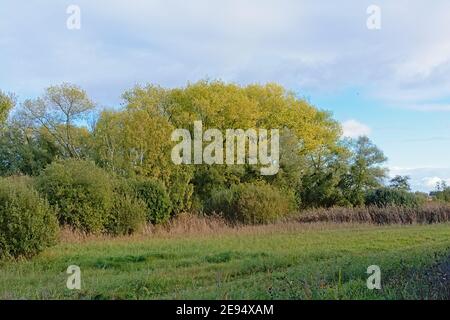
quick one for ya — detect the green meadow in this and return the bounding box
[1,223,449,300]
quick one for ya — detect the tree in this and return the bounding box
[341,136,388,206]
[0,90,15,126]
[93,107,194,213]
[436,181,448,192]
[389,175,411,191]
[431,181,450,202]
[299,142,351,208]
[0,90,58,176]
[117,81,343,209]
[365,187,420,207]
[0,123,58,176]
[18,83,95,158]
[93,108,175,179]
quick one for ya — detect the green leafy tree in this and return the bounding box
[18,83,95,158]
[365,187,420,207]
[389,175,411,191]
[341,136,388,206]
[299,143,351,208]
[93,104,194,213]
[0,123,58,176]
[0,176,58,259]
[431,181,450,202]
[133,179,172,224]
[37,159,114,233]
[119,81,342,208]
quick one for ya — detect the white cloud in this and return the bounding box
[388,167,450,192]
[2,0,450,190]
[2,0,450,107]
[342,120,371,138]
[422,177,450,189]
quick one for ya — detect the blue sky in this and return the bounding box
[1,0,450,191]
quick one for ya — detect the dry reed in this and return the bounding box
[59,203,450,243]
[292,202,450,225]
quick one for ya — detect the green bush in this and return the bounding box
[365,187,421,208]
[106,194,147,235]
[207,182,294,224]
[133,179,172,224]
[234,183,295,224]
[431,188,450,202]
[166,167,194,214]
[37,159,114,233]
[205,187,236,217]
[0,177,58,259]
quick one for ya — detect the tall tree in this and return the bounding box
[389,175,411,191]
[18,83,95,158]
[341,136,388,206]
[299,143,351,208]
[0,123,58,176]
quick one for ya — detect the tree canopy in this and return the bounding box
[1,80,392,209]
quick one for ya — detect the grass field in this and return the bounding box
[1,223,449,300]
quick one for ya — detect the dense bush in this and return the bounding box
[106,194,147,235]
[3,82,394,220]
[166,168,194,214]
[207,183,294,224]
[0,177,58,259]
[133,179,172,224]
[234,183,295,224]
[431,187,450,202]
[37,159,114,233]
[365,187,421,208]
[205,187,236,217]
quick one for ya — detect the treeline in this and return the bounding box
[0,81,438,258]
[430,181,450,202]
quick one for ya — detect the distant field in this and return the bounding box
[1,223,449,299]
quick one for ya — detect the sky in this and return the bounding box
[1,0,450,192]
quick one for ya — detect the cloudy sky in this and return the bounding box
[1,0,450,191]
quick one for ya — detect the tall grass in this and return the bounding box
[4,223,450,299]
[292,203,450,225]
[58,203,450,243]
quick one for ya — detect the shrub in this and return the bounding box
[205,187,236,217]
[133,179,172,224]
[37,159,114,233]
[206,182,294,224]
[365,187,421,208]
[234,183,295,224]
[106,194,147,235]
[166,167,194,214]
[431,188,450,202]
[0,177,58,259]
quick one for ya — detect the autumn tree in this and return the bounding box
[112,81,344,209]
[0,90,15,126]
[93,107,194,213]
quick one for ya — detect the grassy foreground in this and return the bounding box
[1,223,449,300]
